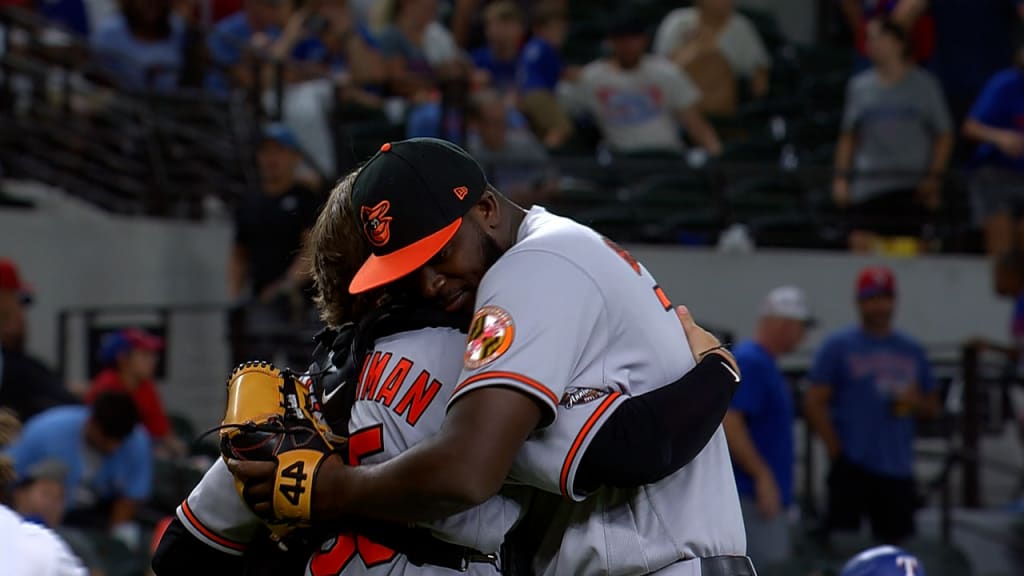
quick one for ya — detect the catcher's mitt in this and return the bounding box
[217,361,341,531]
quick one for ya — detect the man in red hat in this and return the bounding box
[87,329,186,458]
[0,259,77,422]
[804,265,940,545]
[0,258,33,350]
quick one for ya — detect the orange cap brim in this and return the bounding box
[348,218,463,294]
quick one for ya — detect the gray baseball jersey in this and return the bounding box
[177,320,632,574]
[177,328,525,576]
[453,206,746,575]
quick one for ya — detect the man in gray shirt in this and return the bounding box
[833,16,953,252]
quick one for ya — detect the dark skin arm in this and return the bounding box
[227,307,736,522]
[229,386,543,523]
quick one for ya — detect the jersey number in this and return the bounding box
[603,237,673,311]
[278,461,307,506]
[309,425,396,575]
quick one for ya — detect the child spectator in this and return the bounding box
[87,328,186,458]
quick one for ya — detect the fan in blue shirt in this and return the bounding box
[517,4,566,93]
[805,266,938,543]
[5,393,152,528]
[726,286,814,567]
[470,0,526,94]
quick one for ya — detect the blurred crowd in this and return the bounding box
[0,257,203,576]
[0,0,1023,256]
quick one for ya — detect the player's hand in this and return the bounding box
[226,458,278,518]
[754,471,782,518]
[675,305,739,377]
[227,454,346,522]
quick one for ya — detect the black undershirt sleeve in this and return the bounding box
[575,354,740,493]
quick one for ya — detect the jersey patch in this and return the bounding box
[559,387,604,409]
[465,305,515,370]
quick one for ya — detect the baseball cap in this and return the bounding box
[99,328,164,365]
[348,138,488,294]
[840,545,926,576]
[0,258,33,305]
[856,265,897,299]
[759,285,815,326]
[262,122,302,153]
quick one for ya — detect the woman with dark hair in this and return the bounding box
[90,0,188,91]
[832,16,953,253]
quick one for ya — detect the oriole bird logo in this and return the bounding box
[362,201,393,247]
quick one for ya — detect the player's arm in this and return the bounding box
[152,517,245,576]
[324,387,543,521]
[228,371,545,524]
[575,306,740,491]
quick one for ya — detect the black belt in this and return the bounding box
[699,555,757,576]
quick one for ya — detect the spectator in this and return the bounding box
[86,329,186,458]
[725,286,813,568]
[804,266,939,544]
[12,460,68,529]
[839,0,935,66]
[0,456,88,576]
[89,0,187,91]
[963,36,1024,256]
[565,12,722,157]
[516,2,573,148]
[0,259,78,422]
[287,0,385,89]
[653,0,772,116]
[470,0,525,94]
[832,17,953,253]
[5,392,152,551]
[205,0,293,92]
[373,0,468,140]
[229,124,319,363]
[466,89,551,205]
[270,0,385,87]
[374,0,464,95]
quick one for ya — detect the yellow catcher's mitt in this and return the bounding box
[219,361,339,530]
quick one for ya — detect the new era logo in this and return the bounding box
[453,186,469,200]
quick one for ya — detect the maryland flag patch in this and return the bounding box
[464,305,515,370]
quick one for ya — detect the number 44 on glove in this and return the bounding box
[216,361,342,525]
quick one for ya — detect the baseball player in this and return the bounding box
[230,138,751,575]
[156,167,741,575]
[839,546,926,576]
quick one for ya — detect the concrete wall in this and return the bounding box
[629,246,1006,367]
[1,181,233,428]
